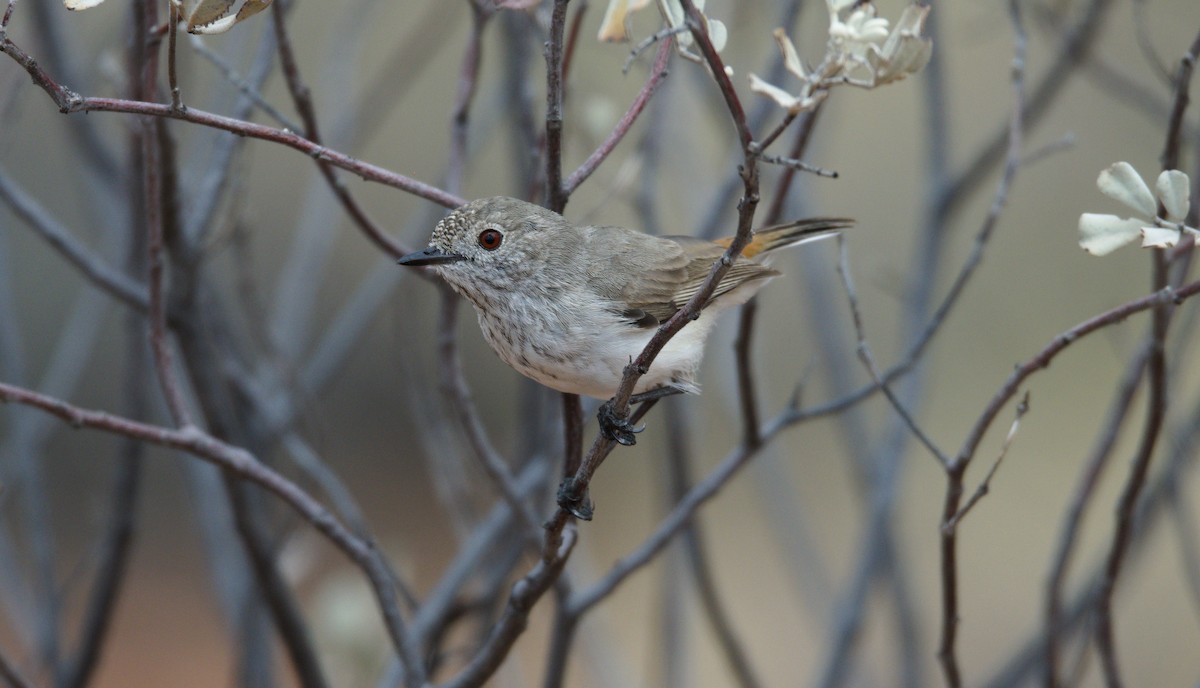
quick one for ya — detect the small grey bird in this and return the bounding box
[398,196,851,444]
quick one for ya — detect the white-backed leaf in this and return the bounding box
[1156,169,1190,221]
[233,0,271,23]
[187,0,235,31]
[1097,162,1155,217]
[1078,213,1142,256]
[1140,226,1179,249]
[64,0,107,9]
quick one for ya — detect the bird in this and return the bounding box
[398,196,851,445]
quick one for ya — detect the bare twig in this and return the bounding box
[938,6,1028,682]
[1043,346,1149,686]
[544,0,570,212]
[188,34,297,129]
[62,310,146,688]
[557,0,761,518]
[622,25,690,74]
[836,236,951,469]
[753,152,838,178]
[167,1,182,111]
[437,530,576,688]
[665,402,763,688]
[270,2,421,258]
[0,32,464,211]
[563,37,670,195]
[0,168,148,312]
[733,299,761,449]
[1093,28,1200,688]
[0,382,426,685]
[436,287,542,537]
[943,392,1030,530]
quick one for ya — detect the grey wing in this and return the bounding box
[585,227,775,328]
[664,235,779,307]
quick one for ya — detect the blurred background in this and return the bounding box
[1,0,1199,686]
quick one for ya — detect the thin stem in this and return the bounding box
[1043,347,1149,687]
[563,37,671,194]
[665,402,762,688]
[544,0,569,212]
[557,0,760,517]
[733,300,761,449]
[0,32,464,211]
[436,287,542,537]
[0,382,426,685]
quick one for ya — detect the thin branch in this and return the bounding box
[665,402,763,688]
[0,382,426,685]
[437,530,576,688]
[733,299,761,449]
[943,391,1029,530]
[753,152,837,178]
[142,119,193,427]
[836,236,951,468]
[436,286,542,537]
[270,2,421,258]
[544,0,570,211]
[939,7,1028,680]
[935,0,1114,223]
[1093,28,1200,687]
[570,406,792,615]
[167,1,182,111]
[225,477,330,688]
[557,0,760,518]
[1043,346,1149,686]
[0,33,464,212]
[563,37,671,194]
[0,168,148,312]
[188,33,297,129]
[62,313,145,688]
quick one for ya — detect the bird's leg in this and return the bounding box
[560,388,684,520]
[597,386,683,446]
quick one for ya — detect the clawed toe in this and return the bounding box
[556,478,594,521]
[598,402,644,446]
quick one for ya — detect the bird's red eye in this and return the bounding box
[478,228,503,251]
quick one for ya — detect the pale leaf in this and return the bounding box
[1140,226,1179,249]
[187,0,235,30]
[1155,169,1190,221]
[233,0,272,23]
[772,28,806,80]
[748,74,800,111]
[1078,213,1142,256]
[190,14,238,34]
[64,0,107,9]
[1097,162,1156,217]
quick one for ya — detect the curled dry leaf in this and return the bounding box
[64,0,108,10]
[187,0,273,34]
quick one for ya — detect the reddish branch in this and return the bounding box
[562,38,671,194]
[0,32,465,212]
[557,0,761,515]
[0,381,426,683]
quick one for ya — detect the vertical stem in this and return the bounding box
[544,0,569,212]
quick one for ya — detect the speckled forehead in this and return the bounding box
[430,206,481,246]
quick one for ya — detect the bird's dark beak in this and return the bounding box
[396,247,465,267]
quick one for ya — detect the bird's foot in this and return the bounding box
[556,477,594,521]
[598,399,645,446]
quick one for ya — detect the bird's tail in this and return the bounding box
[718,217,854,259]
